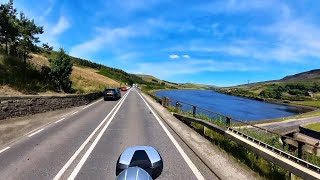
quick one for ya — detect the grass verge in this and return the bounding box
[304,122,320,132]
[290,101,320,108]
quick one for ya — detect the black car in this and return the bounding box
[103,88,121,100]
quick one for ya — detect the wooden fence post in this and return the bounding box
[298,141,305,160]
[175,101,180,113]
[226,117,231,127]
[192,106,197,117]
[162,97,166,107]
[166,97,170,107]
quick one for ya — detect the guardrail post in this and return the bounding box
[166,97,170,107]
[298,141,305,159]
[175,101,180,113]
[226,117,231,127]
[161,97,166,107]
[192,106,197,117]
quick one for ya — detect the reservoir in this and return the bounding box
[154,90,309,121]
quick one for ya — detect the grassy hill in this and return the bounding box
[218,69,320,107]
[0,50,167,95]
[136,74,218,90]
[0,53,122,95]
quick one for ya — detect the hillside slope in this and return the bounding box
[219,69,320,103]
[30,54,121,93]
[281,69,320,82]
[0,53,121,95]
[136,74,218,90]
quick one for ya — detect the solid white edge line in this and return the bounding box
[55,118,66,124]
[53,89,131,180]
[0,147,10,154]
[82,99,103,110]
[136,89,205,180]
[67,89,130,180]
[28,128,44,137]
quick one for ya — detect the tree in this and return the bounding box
[16,12,43,62]
[0,0,18,54]
[49,48,73,92]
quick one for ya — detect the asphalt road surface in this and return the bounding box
[0,88,217,180]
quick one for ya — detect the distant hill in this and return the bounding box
[136,74,218,90]
[220,69,320,101]
[280,69,320,82]
[232,69,320,89]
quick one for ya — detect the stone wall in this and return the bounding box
[0,92,102,120]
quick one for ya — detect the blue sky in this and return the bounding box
[5,0,320,86]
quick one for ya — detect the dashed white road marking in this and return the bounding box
[60,110,77,118]
[28,128,44,137]
[55,118,66,124]
[71,111,78,115]
[0,147,10,154]
[82,99,102,110]
[136,89,205,180]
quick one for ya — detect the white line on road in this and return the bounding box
[53,89,131,180]
[71,111,78,115]
[82,99,103,110]
[28,128,44,137]
[60,110,77,118]
[136,89,205,180]
[67,89,130,180]
[55,118,66,124]
[0,147,10,154]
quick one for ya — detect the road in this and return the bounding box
[0,88,217,180]
[258,116,320,133]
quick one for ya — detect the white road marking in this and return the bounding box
[71,111,78,115]
[82,99,103,110]
[60,110,77,118]
[55,118,65,124]
[0,147,10,154]
[136,89,205,180]
[53,89,131,180]
[28,128,44,137]
[67,89,130,180]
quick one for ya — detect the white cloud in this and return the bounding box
[196,0,287,15]
[39,15,71,49]
[69,26,140,59]
[43,0,56,16]
[169,54,180,59]
[182,55,190,59]
[51,16,70,35]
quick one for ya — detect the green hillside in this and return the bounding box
[136,74,218,90]
[218,69,320,107]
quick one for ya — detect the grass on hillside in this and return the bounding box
[0,53,122,95]
[71,66,120,94]
[304,122,320,132]
[0,55,55,94]
[290,101,320,108]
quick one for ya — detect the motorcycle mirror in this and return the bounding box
[116,146,163,179]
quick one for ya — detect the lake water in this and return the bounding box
[154,90,309,121]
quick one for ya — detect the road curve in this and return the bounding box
[0,88,218,180]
